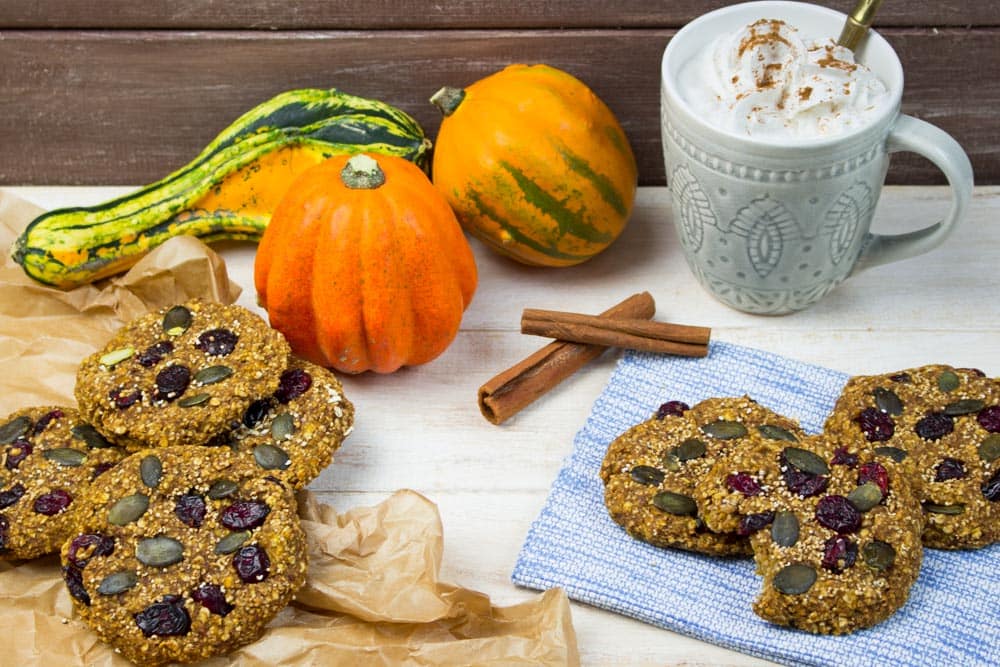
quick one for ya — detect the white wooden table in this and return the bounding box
[7,184,999,666]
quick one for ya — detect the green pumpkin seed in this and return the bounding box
[108,494,149,525]
[97,570,138,596]
[99,347,134,368]
[771,511,799,547]
[214,531,250,555]
[651,491,697,516]
[630,465,665,486]
[757,424,798,442]
[873,446,908,462]
[873,387,903,416]
[194,365,233,385]
[979,434,1000,463]
[847,482,883,512]
[270,413,296,441]
[862,540,896,571]
[783,447,830,475]
[139,455,162,488]
[937,370,960,392]
[71,423,114,448]
[253,444,290,471]
[0,416,31,444]
[923,501,965,515]
[136,536,184,567]
[944,398,985,416]
[700,420,748,440]
[42,448,86,467]
[660,451,681,472]
[675,438,707,461]
[177,392,210,408]
[162,305,193,336]
[207,478,239,500]
[773,564,816,595]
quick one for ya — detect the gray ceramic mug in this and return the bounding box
[660,1,973,315]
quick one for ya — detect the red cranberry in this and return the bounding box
[219,500,270,530]
[33,489,72,515]
[66,533,116,568]
[275,368,313,403]
[92,462,117,479]
[781,466,829,498]
[134,596,190,637]
[154,364,191,401]
[0,516,8,552]
[737,511,775,536]
[191,583,233,616]
[32,409,64,434]
[855,407,894,442]
[915,412,954,440]
[983,469,1000,501]
[109,386,142,409]
[655,401,690,419]
[0,483,26,509]
[136,341,174,367]
[4,439,32,470]
[858,461,890,496]
[821,535,858,574]
[978,406,1000,433]
[934,458,967,482]
[815,495,862,534]
[195,328,239,356]
[61,565,91,606]
[233,544,270,583]
[174,493,207,528]
[888,372,912,383]
[725,472,763,496]
[831,447,859,468]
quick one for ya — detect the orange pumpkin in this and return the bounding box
[254,153,477,374]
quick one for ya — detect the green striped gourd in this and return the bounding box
[12,88,431,288]
[430,64,637,266]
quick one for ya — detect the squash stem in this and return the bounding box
[341,154,386,189]
[430,87,466,117]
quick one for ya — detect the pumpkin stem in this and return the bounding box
[430,87,466,117]
[341,154,386,189]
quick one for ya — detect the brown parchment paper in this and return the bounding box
[0,189,579,666]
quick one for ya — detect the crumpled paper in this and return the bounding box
[0,188,579,666]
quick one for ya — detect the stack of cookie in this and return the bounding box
[601,365,999,635]
[0,298,354,665]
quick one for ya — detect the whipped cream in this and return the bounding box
[678,18,890,139]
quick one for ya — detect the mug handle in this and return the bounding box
[854,114,974,272]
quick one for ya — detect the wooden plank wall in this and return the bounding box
[1,1,997,186]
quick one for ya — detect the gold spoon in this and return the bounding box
[837,0,885,50]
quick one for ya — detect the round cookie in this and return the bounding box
[76,299,291,450]
[0,406,126,560]
[600,396,805,556]
[824,364,1000,549]
[695,432,924,634]
[209,357,355,489]
[61,446,307,667]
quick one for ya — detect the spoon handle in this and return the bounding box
[837,0,885,50]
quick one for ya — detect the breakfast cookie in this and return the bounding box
[824,364,1000,549]
[0,406,126,560]
[209,357,355,489]
[76,299,291,450]
[61,446,307,667]
[600,396,805,556]
[695,432,924,634]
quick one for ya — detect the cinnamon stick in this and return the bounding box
[477,292,656,425]
[521,308,710,357]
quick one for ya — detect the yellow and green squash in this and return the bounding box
[12,88,431,288]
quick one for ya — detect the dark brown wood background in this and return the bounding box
[1,1,997,186]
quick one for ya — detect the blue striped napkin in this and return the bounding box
[512,341,999,666]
